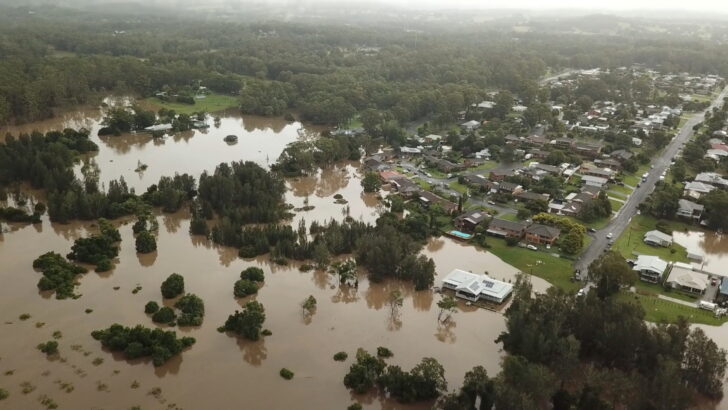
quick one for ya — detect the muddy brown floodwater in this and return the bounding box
[0,101,666,410]
[672,229,728,275]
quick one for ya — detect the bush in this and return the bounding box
[334,352,349,361]
[280,368,294,380]
[505,236,520,247]
[161,273,184,298]
[220,301,266,340]
[240,267,265,282]
[175,294,205,326]
[32,252,88,299]
[37,340,59,355]
[91,324,195,366]
[261,329,272,336]
[135,231,157,253]
[234,279,259,298]
[144,301,160,314]
[347,404,362,410]
[377,347,393,358]
[152,307,176,324]
[0,388,8,400]
[95,258,113,273]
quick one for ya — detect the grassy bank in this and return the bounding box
[143,93,239,114]
[485,238,579,291]
[612,215,689,262]
[618,292,727,326]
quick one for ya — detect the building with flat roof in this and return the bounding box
[441,269,514,304]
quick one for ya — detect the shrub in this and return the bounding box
[377,347,393,358]
[334,352,348,361]
[161,273,184,298]
[0,388,7,400]
[240,267,265,282]
[220,301,266,340]
[95,258,113,272]
[135,231,157,254]
[175,294,205,326]
[91,324,195,366]
[37,340,59,355]
[152,307,176,324]
[144,301,160,314]
[347,404,362,410]
[280,368,294,380]
[261,329,272,336]
[234,279,259,298]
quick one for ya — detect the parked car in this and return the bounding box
[587,227,597,233]
[526,244,538,251]
[487,201,496,205]
[606,232,613,239]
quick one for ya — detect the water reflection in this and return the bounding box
[673,230,728,274]
[237,338,268,367]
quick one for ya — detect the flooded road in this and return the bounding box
[0,102,557,409]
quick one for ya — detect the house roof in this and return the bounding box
[684,181,716,193]
[442,269,513,301]
[633,255,668,275]
[488,218,527,232]
[581,175,609,186]
[678,199,704,213]
[516,191,549,202]
[498,181,521,192]
[526,223,561,238]
[695,172,728,187]
[456,210,489,225]
[610,149,634,161]
[644,230,673,244]
[720,278,728,296]
[666,266,709,291]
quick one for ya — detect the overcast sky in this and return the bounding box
[381,0,728,13]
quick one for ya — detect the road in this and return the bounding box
[574,86,728,277]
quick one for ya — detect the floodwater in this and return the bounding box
[0,102,320,193]
[0,104,553,409]
[672,230,728,275]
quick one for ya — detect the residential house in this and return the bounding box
[526,135,550,146]
[441,269,514,304]
[548,199,582,217]
[418,191,458,214]
[580,175,609,188]
[454,210,490,232]
[515,191,550,203]
[424,134,443,143]
[426,157,463,173]
[389,177,421,197]
[399,146,422,155]
[580,164,615,180]
[489,170,515,182]
[574,142,603,158]
[716,278,728,304]
[666,265,709,295]
[677,199,704,220]
[610,149,634,162]
[505,135,523,145]
[525,224,561,245]
[695,172,728,189]
[461,174,496,192]
[643,230,673,247]
[486,219,527,239]
[683,181,716,200]
[580,184,602,198]
[704,149,728,161]
[461,120,481,131]
[553,138,574,149]
[594,158,622,171]
[632,255,668,283]
[532,163,563,176]
[496,182,524,196]
[363,157,388,172]
[379,170,404,182]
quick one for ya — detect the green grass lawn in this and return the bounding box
[499,213,520,222]
[580,216,611,230]
[622,164,650,187]
[345,116,363,130]
[612,215,689,262]
[485,239,579,291]
[608,198,624,212]
[448,181,469,194]
[413,178,432,191]
[424,168,448,178]
[469,161,498,171]
[143,93,239,114]
[633,281,699,303]
[618,292,727,326]
[608,184,633,196]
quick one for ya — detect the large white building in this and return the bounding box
[441,269,514,304]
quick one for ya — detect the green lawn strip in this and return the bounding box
[469,161,498,171]
[612,215,689,262]
[448,181,469,194]
[608,184,633,196]
[143,93,239,114]
[633,280,700,303]
[424,168,448,178]
[346,116,363,130]
[412,178,432,191]
[499,213,520,222]
[617,292,727,326]
[484,239,579,291]
[608,198,624,212]
[622,164,651,187]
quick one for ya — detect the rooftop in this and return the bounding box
[442,269,513,301]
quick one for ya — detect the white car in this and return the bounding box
[526,244,538,251]
[606,232,613,239]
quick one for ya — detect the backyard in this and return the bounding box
[618,292,728,326]
[612,215,689,262]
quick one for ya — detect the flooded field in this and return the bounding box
[673,230,728,275]
[0,103,554,409]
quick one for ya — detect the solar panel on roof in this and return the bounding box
[484,281,494,288]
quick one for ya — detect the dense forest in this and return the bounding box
[3,6,728,126]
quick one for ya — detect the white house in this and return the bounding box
[643,230,673,247]
[683,181,716,200]
[460,120,481,131]
[666,265,709,294]
[441,269,514,304]
[633,255,668,283]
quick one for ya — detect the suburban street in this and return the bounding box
[574,86,728,277]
